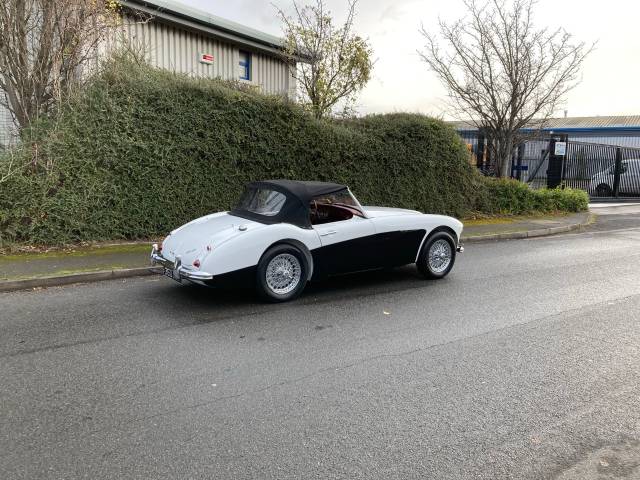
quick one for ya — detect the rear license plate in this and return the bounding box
[163,267,181,283]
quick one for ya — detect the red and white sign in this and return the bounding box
[199,53,214,65]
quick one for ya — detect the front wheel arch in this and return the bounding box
[429,226,458,244]
[415,226,459,263]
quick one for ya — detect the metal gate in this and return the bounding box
[519,138,640,199]
[457,130,640,198]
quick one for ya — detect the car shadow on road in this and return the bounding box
[150,264,432,315]
[303,265,429,301]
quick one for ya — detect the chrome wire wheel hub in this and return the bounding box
[265,253,302,295]
[428,239,452,273]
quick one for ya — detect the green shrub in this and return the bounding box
[476,178,589,215]
[0,58,480,246]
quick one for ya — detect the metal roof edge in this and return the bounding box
[452,116,640,134]
[539,126,640,134]
[456,126,640,134]
[121,0,303,59]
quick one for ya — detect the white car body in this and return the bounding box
[589,158,640,196]
[151,180,463,299]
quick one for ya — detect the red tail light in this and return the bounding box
[193,259,201,268]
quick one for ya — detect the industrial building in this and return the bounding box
[455,115,640,152]
[530,116,640,148]
[0,0,299,146]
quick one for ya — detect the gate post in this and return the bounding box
[515,143,525,181]
[559,134,569,188]
[547,138,562,188]
[612,147,622,197]
[547,134,568,189]
[476,132,485,170]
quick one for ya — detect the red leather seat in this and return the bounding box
[310,203,354,225]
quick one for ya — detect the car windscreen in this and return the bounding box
[310,189,365,216]
[234,187,287,217]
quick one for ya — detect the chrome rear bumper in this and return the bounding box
[150,244,214,281]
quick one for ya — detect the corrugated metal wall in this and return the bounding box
[121,15,294,97]
[0,100,16,148]
[0,13,295,147]
[457,130,640,157]
[561,133,640,149]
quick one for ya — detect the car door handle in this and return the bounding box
[320,230,337,237]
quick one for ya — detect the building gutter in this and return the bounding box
[457,126,640,135]
[121,0,312,62]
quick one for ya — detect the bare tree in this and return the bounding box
[419,0,593,177]
[0,0,121,133]
[276,0,373,119]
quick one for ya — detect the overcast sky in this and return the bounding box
[179,0,640,119]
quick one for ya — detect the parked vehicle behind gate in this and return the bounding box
[151,180,464,302]
[589,159,640,197]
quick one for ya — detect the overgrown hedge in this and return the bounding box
[475,178,589,215]
[0,58,587,246]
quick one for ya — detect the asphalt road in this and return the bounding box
[1,206,640,479]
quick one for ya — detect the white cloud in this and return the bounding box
[180,0,640,118]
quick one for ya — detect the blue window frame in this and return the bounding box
[239,51,252,81]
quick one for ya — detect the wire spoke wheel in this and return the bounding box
[265,253,302,295]
[428,239,452,274]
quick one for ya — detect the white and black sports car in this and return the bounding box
[151,180,463,302]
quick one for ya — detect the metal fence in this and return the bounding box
[521,140,640,198]
[457,130,640,198]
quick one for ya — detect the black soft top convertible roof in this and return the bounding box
[253,179,346,204]
[230,179,348,228]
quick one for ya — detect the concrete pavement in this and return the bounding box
[1,209,640,479]
[0,243,151,282]
[588,202,640,231]
[461,210,592,240]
